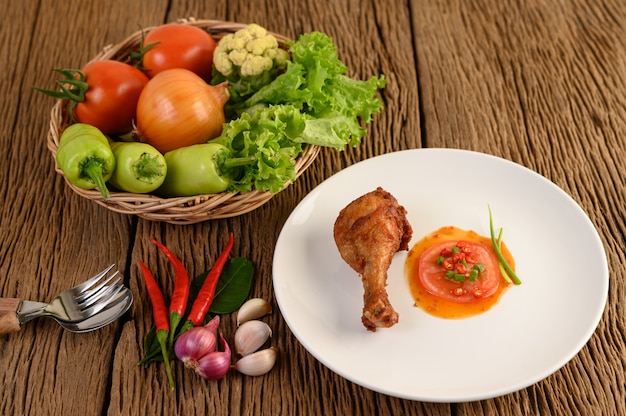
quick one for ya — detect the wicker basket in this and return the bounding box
[46,19,320,225]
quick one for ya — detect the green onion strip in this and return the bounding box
[488,206,522,285]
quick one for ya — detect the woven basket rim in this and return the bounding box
[47,19,320,225]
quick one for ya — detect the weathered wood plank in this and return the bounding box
[2,0,625,415]
[411,1,626,415]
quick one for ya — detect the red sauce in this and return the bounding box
[405,226,515,319]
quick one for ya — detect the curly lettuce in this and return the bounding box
[213,30,386,193]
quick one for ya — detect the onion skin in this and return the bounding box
[136,68,230,153]
[195,332,232,380]
[174,326,217,364]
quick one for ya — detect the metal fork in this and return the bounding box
[0,264,133,334]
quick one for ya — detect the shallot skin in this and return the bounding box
[195,333,232,380]
[174,326,217,364]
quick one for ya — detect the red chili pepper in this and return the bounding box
[139,260,175,390]
[151,239,190,348]
[151,239,190,316]
[455,263,467,274]
[139,260,169,332]
[187,232,234,326]
[452,251,465,263]
[453,287,466,297]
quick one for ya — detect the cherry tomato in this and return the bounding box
[74,60,149,135]
[417,240,500,303]
[142,23,217,81]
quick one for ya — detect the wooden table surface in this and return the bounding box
[2,0,625,414]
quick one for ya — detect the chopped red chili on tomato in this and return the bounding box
[436,243,485,284]
[418,240,500,303]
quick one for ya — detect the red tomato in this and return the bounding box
[73,60,149,135]
[142,23,217,81]
[418,240,500,303]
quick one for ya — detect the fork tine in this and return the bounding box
[79,276,122,310]
[81,285,127,317]
[75,270,121,304]
[72,264,116,294]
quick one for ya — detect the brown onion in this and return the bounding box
[136,68,229,154]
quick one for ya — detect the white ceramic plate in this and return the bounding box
[272,149,608,402]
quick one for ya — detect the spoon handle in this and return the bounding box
[0,298,21,334]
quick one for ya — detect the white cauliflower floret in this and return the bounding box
[212,23,290,101]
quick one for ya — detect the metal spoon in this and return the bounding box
[0,265,133,334]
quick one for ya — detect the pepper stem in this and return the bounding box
[221,155,257,169]
[168,312,183,351]
[136,153,166,182]
[157,330,175,390]
[82,158,110,198]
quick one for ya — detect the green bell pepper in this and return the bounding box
[157,143,234,197]
[108,142,167,194]
[55,123,115,198]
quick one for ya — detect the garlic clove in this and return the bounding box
[234,320,272,356]
[235,347,277,376]
[236,298,272,326]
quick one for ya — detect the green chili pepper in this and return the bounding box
[157,143,253,197]
[488,206,522,285]
[55,123,115,198]
[108,142,167,194]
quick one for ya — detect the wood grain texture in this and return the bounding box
[1,0,624,415]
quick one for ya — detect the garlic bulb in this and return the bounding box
[234,320,272,356]
[236,298,272,326]
[234,347,277,376]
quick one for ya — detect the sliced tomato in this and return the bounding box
[418,240,500,303]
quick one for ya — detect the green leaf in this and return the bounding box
[187,257,254,318]
[138,325,163,366]
[209,257,254,314]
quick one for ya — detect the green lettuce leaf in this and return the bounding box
[214,31,386,193]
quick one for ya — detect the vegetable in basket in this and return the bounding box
[55,123,115,199]
[108,142,167,194]
[208,26,386,194]
[138,23,217,82]
[231,30,387,140]
[211,23,290,103]
[36,60,149,135]
[136,68,230,154]
[156,143,253,197]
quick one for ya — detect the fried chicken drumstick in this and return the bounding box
[333,187,413,331]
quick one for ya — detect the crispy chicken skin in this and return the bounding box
[333,187,413,331]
